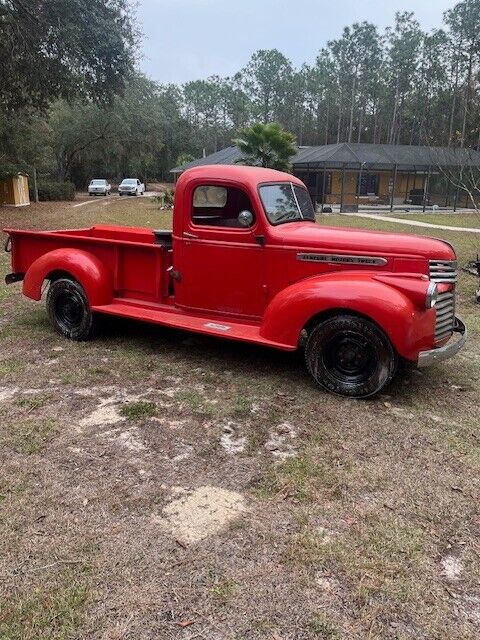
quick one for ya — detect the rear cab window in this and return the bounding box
[191,185,255,228]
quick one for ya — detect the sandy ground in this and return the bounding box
[0,198,479,640]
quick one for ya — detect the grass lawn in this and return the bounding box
[0,198,479,639]
[390,212,480,229]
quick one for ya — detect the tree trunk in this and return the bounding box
[373,103,379,143]
[357,98,365,143]
[336,89,343,143]
[324,100,330,145]
[389,79,400,144]
[448,55,459,147]
[347,72,357,143]
[460,45,474,148]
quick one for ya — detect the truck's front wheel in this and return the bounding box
[305,314,396,398]
[47,278,94,341]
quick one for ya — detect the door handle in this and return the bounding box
[183,231,198,239]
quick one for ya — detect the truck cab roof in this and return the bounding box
[176,164,304,190]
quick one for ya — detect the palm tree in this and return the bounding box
[233,122,296,172]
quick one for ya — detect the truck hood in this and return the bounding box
[275,222,455,261]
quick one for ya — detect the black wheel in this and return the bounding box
[46,278,94,341]
[305,314,397,398]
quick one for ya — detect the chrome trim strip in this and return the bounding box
[418,317,467,367]
[297,253,387,266]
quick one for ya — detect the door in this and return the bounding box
[178,183,266,318]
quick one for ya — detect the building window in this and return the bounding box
[358,173,379,196]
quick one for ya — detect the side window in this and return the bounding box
[358,173,379,196]
[192,185,255,228]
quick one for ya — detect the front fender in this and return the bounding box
[23,248,113,306]
[260,272,435,361]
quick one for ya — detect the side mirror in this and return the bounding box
[238,210,254,228]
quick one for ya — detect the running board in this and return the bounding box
[91,301,295,351]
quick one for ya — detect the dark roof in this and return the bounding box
[171,147,243,172]
[171,142,480,173]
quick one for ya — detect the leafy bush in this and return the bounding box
[163,188,174,207]
[151,188,174,209]
[31,181,76,201]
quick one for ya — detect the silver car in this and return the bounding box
[118,178,145,196]
[88,179,111,196]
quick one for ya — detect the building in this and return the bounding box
[0,173,30,207]
[171,143,480,212]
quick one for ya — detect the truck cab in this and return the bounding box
[4,165,467,398]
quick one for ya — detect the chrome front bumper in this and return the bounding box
[417,317,467,367]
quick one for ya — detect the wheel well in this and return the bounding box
[46,270,78,284]
[301,307,397,355]
[42,270,79,296]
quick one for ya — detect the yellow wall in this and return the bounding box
[323,170,425,205]
[0,175,30,206]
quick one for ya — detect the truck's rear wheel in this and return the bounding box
[305,314,396,398]
[47,278,94,341]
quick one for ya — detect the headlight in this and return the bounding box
[426,282,438,308]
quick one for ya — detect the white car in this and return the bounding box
[88,179,111,196]
[118,178,145,196]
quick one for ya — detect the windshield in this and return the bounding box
[122,179,136,185]
[259,183,315,225]
[91,179,106,185]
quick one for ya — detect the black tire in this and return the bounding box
[305,314,397,398]
[46,278,94,341]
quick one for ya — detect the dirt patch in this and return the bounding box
[117,428,147,452]
[0,386,19,401]
[441,554,463,581]
[159,485,247,544]
[78,396,125,430]
[265,421,297,459]
[220,421,247,454]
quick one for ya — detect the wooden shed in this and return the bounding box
[0,173,30,206]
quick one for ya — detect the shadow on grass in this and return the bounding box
[95,313,306,380]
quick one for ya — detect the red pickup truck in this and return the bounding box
[4,165,466,398]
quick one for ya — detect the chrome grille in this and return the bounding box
[434,291,455,341]
[429,259,457,283]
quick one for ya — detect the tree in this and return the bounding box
[176,153,195,168]
[33,76,192,186]
[303,51,337,145]
[444,0,480,148]
[0,0,137,114]
[242,50,293,124]
[233,122,296,172]
[385,12,423,144]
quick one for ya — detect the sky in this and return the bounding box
[137,0,456,85]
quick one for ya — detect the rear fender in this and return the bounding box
[23,248,113,306]
[260,273,435,361]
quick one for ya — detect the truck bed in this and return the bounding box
[5,225,173,302]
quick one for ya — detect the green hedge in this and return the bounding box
[31,181,76,201]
